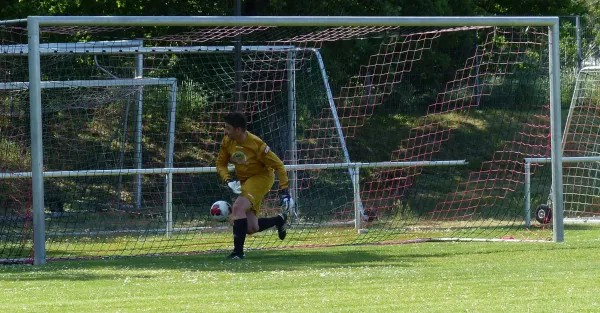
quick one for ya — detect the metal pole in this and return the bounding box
[523,156,600,165]
[0,18,28,25]
[576,16,582,72]
[0,159,469,179]
[287,50,298,208]
[563,69,583,147]
[549,21,564,242]
[313,49,363,212]
[27,17,46,265]
[524,161,531,228]
[165,81,177,237]
[0,78,175,89]
[233,0,243,111]
[31,16,560,27]
[353,166,361,231]
[134,40,144,210]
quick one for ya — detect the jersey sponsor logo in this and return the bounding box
[264,145,270,154]
[235,146,244,149]
[230,151,248,165]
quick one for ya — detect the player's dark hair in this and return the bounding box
[224,112,247,131]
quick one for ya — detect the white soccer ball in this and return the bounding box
[210,200,231,222]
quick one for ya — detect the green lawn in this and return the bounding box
[1,224,599,313]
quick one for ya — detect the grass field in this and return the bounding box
[1,221,555,260]
[1,224,599,313]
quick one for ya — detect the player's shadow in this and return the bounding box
[0,244,453,281]
[3,222,592,281]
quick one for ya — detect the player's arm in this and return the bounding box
[216,140,231,182]
[216,139,242,194]
[258,143,295,211]
[259,143,289,190]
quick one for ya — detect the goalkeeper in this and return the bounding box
[216,112,296,260]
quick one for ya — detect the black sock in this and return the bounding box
[258,215,284,232]
[233,218,247,254]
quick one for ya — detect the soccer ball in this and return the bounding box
[210,200,231,222]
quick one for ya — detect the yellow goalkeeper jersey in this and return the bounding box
[216,131,289,190]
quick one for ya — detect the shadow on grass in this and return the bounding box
[0,242,453,281]
[1,223,598,281]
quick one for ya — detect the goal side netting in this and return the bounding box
[560,67,600,222]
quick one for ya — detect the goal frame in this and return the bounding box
[23,16,563,265]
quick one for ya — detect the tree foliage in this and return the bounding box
[0,0,592,19]
[1,0,594,106]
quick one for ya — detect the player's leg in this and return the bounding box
[242,172,287,239]
[227,195,253,260]
[258,212,286,233]
[244,204,283,235]
[246,210,259,234]
[248,195,286,238]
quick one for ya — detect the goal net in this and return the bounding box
[0,18,558,263]
[560,66,600,222]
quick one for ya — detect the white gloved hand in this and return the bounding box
[279,188,297,218]
[226,180,242,195]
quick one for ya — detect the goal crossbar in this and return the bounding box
[27,16,559,27]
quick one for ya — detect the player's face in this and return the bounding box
[224,123,240,140]
[224,123,234,139]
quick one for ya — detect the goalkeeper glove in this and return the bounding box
[225,179,242,195]
[279,188,296,216]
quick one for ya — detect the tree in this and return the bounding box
[477,0,587,15]
[0,0,591,20]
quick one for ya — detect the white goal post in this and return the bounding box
[21,16,563,265]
